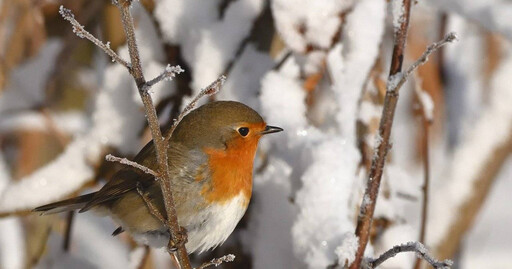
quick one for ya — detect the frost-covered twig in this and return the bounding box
[61,1,193,267]
[349,0,412,267]
[196,254,236,269]
[366,242,452,269]
[387,32,458,93]
[58,6,131,70]
[105,154,158,177]
[165,75,226,141]
[145,65,185,88]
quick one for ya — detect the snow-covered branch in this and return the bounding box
[366,242,452,269]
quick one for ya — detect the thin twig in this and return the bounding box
[105,154,159,177]
[413,75,432,269]
[366,242,452,269]
[58,6,131,70]
[63,211,75,252]
[136,182,167,225]
[145,64,185,88]
[386,32,458,94]
[165,75,226,141]
[196,254,236,269]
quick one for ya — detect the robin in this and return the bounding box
[34,101,283,254]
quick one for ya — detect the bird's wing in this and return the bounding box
[80,140,205,212]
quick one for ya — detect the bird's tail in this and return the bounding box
[33,193,96,215]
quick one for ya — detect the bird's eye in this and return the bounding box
[238,127,249,137]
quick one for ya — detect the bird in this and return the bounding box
[34,101,283,254]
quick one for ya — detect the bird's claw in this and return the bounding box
[167,226,188,252]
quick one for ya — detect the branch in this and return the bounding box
[348,2,456,268]
[196,254,236,269]
[366,242,453,269]
[58,6,131,70]
[136,182,166,225]
[386,32,458,93]
[60,2,193,268]
[105,154,159,177]
[413,74,432,269]
[146,65,185,88]
[165,75,226,141]
[348,0,413,267]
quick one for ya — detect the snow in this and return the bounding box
[0,4,165,213]
[391,0,405,32]
[0,40,62,114]
[292,138,360,268]
[0,155,25,269]
[335,233,359,266]
[271,0,354,52]
[154,0,266,93]
[429,40,512,248]
[461,157,512,269]
[1,0,511,268]
[430,0,512,41]
[329,0,385,142]
[0,111,86,134]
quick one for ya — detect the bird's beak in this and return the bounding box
[260,125,283,135]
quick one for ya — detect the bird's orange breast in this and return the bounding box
[201,135,260,207]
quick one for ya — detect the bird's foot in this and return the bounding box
[167,226,188,252]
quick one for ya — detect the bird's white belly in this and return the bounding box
[130,192,249,254]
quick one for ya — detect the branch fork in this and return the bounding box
[59,2,227,268]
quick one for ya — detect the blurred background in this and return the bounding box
[0,0,511,268]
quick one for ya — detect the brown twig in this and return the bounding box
[349,1,457,267]
[105,154,159,177]
[413,75,432,269]
[62,211,75,252]
[58,6,131,70]
[196,254,236,269]
[164,75,225,142]
[135,182,166,225]
[348,1,412,267]
[114,1,192,267]
[365,242,452,269]
[60,1,193,268]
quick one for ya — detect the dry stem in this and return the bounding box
[196,254,236,269]
[349,1,457,268]
[413,75,432,269]
[366,242,452,269]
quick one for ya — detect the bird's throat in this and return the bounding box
[202,138,258,207]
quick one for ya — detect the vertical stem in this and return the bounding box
[414,118,430,269]
[63,211,75,251]
[348,0,412,268]
[116,1,191,268]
